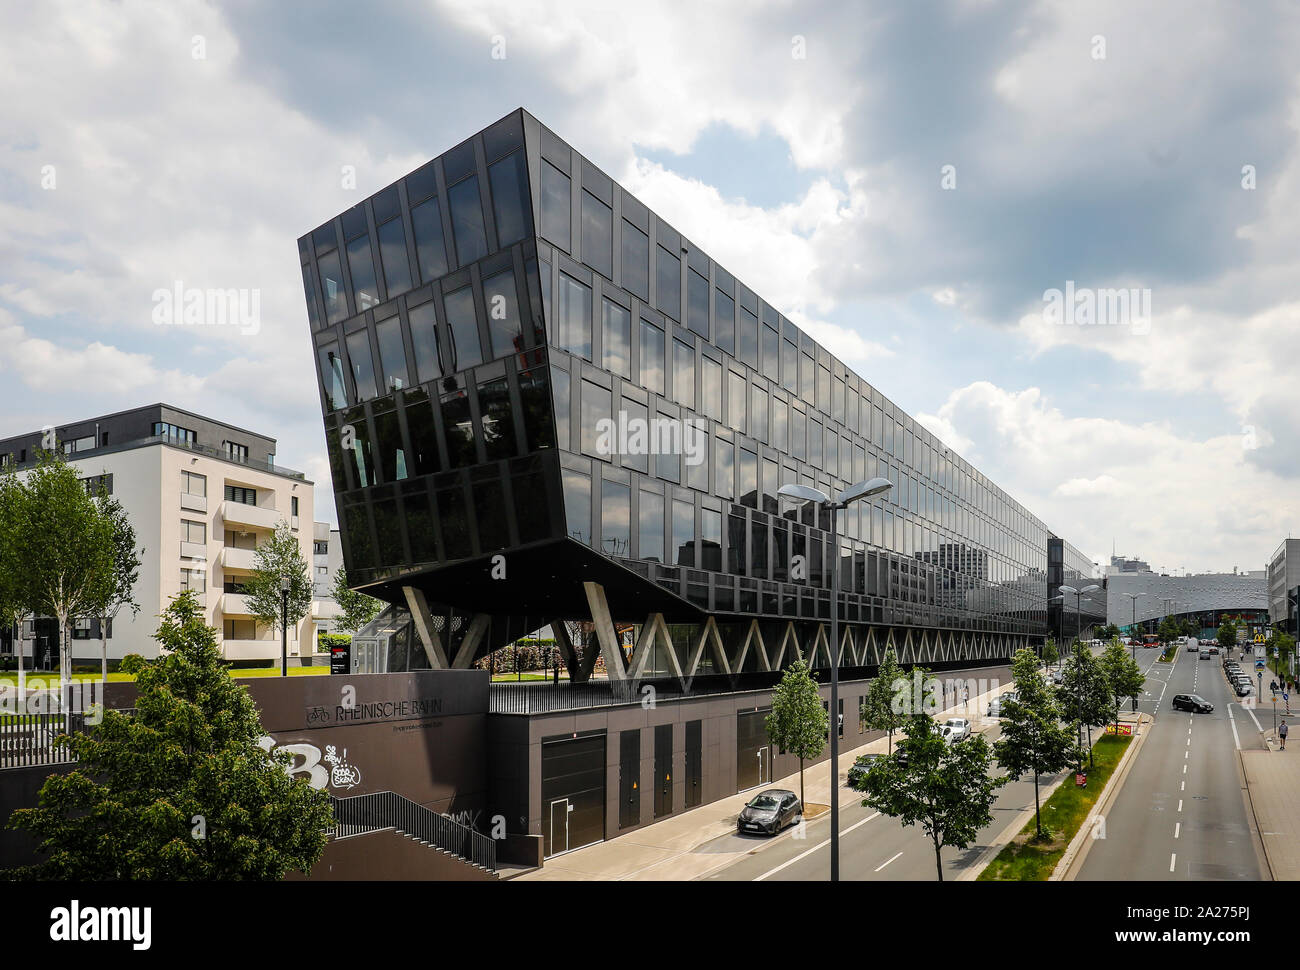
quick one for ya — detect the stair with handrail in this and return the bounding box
[329,790,498,876]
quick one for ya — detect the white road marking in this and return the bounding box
[1178,800,1183,812]
[1181,781,1185,791]
[753,812,879,882]
[874,851,903,873]
[1174,822,1181,839]
[1170,853,1177,872]
[1228,703,1241,750]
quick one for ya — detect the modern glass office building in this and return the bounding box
[299,108,1067,690]
[1048,537,1107,645]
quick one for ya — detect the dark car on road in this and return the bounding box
[1172,693,1213,713]
[847,753,884,789]
[737,789,802,836]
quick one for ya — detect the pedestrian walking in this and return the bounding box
[1280,720,1289,751]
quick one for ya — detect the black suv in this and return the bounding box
[1172,693,1213,713]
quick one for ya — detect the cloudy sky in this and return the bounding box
[3,0,1298,576]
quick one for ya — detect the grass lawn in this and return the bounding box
[978,733,1132,881]
[1,665,332,685]
[1159,645,1177,662]
[491,672,569,682]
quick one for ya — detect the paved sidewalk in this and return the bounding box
[1242,737,1300,880]
[516,681,1014,881]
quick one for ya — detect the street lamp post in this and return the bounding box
[1060,583,1101,772]
[1123,592,1143,658]
[280,576,290,677]
[778,476,893,884]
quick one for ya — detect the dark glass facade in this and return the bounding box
[1048,536,1107,643]
[300,109,1069,680]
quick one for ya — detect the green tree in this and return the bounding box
[6,452,114,705]
[86,490,143,684]
[993,648,1075,840]
[1218,620,1237,651]
[1041,637,1059,670]
[1058,641,1114,770]
[861,646,905,754]
[1268,631,1295,680]
[859,712,1004,880]
[1157,615,1180,645]
[4,590,332,879]
[331,565,382,633]
[245,520,312,643]
[1099,640,1146,736]
[765,659,827,805]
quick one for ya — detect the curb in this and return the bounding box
[1053,713,1150,880]
[958,769,1072,881]
[1236,747,1276,882]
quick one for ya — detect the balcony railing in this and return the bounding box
[8,435,306,480]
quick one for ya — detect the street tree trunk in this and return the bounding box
[933,835,944,881]
[100,614,108,685]
[1033,771,1042,838]
[799,759,805,806]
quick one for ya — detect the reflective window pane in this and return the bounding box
[488,150,530,247]
[377,219,413,296]
[441,390,477,468]
[408,302,441,383]
[601,480,630,558]
[375,316,408,393]
[443,286,483,371]
[448,176,488,265]
[672,499,694,566]
[345,330,377,402]
[602,298,630,378]
[563,468,591,545]
[318,250,348,324]
[727,371,745,433]
[555,272,592,360]
[656,246,680,320]
[640,490,665,562]
[687,269,709,339]
[622,221,649,301]
[319,344,347,411]
[540,161,571,250]
[672,338,694,409]
[714,288,735,355]
[519,365,555,452]
[302,263,322,331]
[702,358,722,421]
[761,325,779,382]
[581,190,613,279]
[478,376,517,459]
[483,268,523,360]
[374,408,408,482]
[639,318,665,394]
[411,198,449,282]
[715,438,734,500]
[347,236,379,311]
[580,379,611,459]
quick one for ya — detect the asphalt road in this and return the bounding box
[702,657,1087,881]
[1075,645,1269,880]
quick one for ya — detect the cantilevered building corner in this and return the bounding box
[298,108,1071,689]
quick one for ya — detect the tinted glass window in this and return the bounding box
[751,384,767,441]
[408,302,441,383]
[441,391,476,468]
[739,306,758,368]
[375,316,408,393]
[740,448,757,508]
[483,268,522,360]
[347,236,379,311]
[601,480,630,557]
[318,250,348,324]
[702,358,722,421]
[580,380,611,459]
[762,325,779,381]
[772,396,787,451]
[345,330,377,402]
[377,219,412,295]
[540,161,571,250]
[581,190,613,278]
[622,398,648,473]
[701,508,722,570]
[444,286,483,370]
[555,273,592,360]
[404,393,440,476]
[640,490,665,562]
[343,406,372,487]
[728,371,745,433]
[488,150,530,247]
[622,221,649,301]
[319,344,348,410]
[685,425,708,491]
[478,376,517,459]
[518,365,555,452]
[715,438,734,500]
[656,246,680,320]
[602,298,630,378]
[551,366,571,450]
[439,485,471,560]
[301,263,322,331]
[448,176,488,265]
[800,354,815,405]
[715,288,735,354]
[672,499,694,566]
[411,198,449,282]
[687,268,709,339]
[563,468,591,545]
[673,339,694,409]
[781,338,798,394]
[374,408,408,482]
[639,318,665,394]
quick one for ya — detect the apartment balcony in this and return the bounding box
[219,546,258,571]
[180,491,208,513]
[220,500,282,531]
[221,592,255,616]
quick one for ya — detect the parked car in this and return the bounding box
[737,789,802,836]
[1235,681,1254,697]
[1050,668,1066,685]
[1172,693,1214,713]
[847,753,883,788]
[987,692,1018,717]
[942,718,972,741]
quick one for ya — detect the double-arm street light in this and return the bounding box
[1060,583,1101,769]
[777,476,893,883]
[1122,592,1143,657]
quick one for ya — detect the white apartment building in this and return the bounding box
[0,404,320,665]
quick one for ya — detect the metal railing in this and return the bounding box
[329,791,496,872]
[0,711,98,769]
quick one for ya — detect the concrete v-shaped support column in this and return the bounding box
[582,581,628,682]
[451,614,491,669]
[548,618,583,680]
[404,587,449,669]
